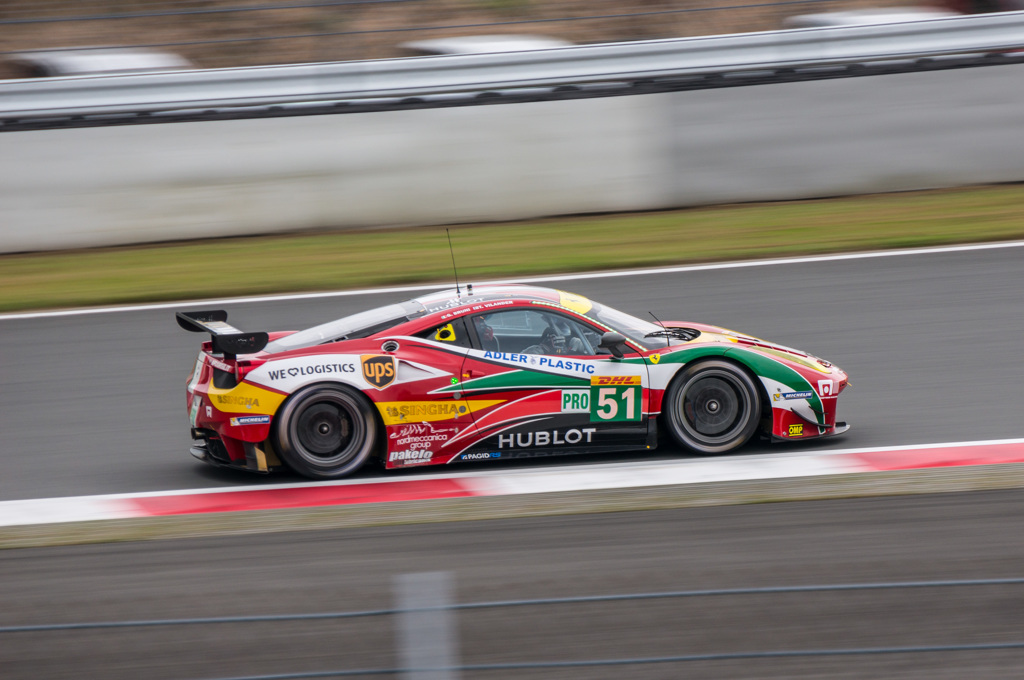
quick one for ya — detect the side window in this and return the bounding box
[468,313,505,353]
[475,309,600,356]
[416,317,472,349]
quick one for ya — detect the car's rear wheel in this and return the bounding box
[663,359,761,455]
[273,384,377,479]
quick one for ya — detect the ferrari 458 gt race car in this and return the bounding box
[178,285,849,479]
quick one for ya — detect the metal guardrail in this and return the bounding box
[2,11,1023,118]
[4,575,1024,678]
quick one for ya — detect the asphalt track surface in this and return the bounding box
[3,244,1024,678]
[2,490,1023,679]
[2,243,1024,502]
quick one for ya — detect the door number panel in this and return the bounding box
[589,376,643,422]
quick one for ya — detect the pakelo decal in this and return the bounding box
[362,355,396,389]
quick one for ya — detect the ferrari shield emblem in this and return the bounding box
[361,355,396,389]
[649,353,661,365]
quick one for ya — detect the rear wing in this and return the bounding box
[175,310,268,358]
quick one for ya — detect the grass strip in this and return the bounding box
[3,184,1024,313]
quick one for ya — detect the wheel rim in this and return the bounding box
[677,371,752,445]
[292,398,362,466]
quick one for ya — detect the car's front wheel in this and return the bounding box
[272,384,378,479]
[663,359,761,455]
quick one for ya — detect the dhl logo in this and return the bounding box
[590,375,642,386]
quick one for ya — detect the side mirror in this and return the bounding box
[598,332,629,359]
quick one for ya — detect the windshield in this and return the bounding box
[265,300,426,353]
[587,303,682,350]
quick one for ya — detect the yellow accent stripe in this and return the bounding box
[208,382,286,415]
[376,400,504,426]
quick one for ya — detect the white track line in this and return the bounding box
[4,240,1024,321]
[10,437,1024,504]
[1,437,1022,527]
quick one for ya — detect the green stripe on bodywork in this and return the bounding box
[438,369,589,394]
[642,345,731,365]
[725,346,824,423]
[649,344,824,425]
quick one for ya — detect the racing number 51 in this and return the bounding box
[590,376,642,422]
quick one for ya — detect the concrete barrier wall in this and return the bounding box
[2,63,1024,253]
[665,63,1024,205]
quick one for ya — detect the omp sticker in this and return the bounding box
[789,424,804,436]
[208,383,286,415]
[377,400,504,426]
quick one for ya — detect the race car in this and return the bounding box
[177,284,849,479]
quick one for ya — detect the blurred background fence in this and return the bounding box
[3,572,1023,678]
[0,0,934,74]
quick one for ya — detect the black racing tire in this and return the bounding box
[272,384,378,479]
[663,359,762,455]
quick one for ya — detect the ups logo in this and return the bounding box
[361,355,396,389]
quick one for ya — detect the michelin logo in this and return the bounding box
[230,415,272,426]
[772,390,814,402]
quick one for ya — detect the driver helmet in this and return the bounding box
[541,326,566,351]
[474,316,494,342]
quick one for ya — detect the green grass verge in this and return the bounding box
[3,184,1024,313]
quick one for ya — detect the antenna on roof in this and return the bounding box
[648,310,666,328]
[446,228,461,298]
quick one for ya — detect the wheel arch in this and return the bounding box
[718,353,775,427]
[723,346,824,426]
[659,354,772,434]
[659,355,766,454]
[271,380,381,479]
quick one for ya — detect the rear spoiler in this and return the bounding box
[175,310,269,358]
